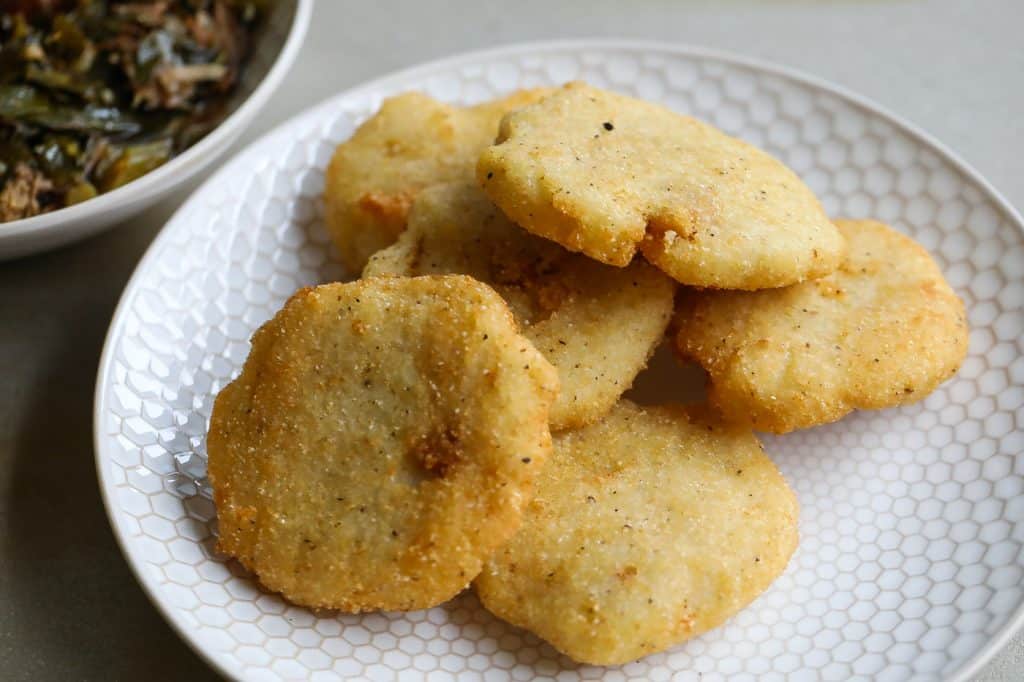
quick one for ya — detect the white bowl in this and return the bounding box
[0,0,313,261]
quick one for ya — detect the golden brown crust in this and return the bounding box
[207,275,558,612]
[477,82,845,289]
[323,89,553,273]
[674,219,969,433]
[364,182,676,430]
[474,401,799,665]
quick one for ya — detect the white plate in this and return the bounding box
[94,41,1024,681]
[0,0,313,261]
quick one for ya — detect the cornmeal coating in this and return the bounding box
[324,89,552,272]
[478,82,845,289]
[207,275,558,612]
[364,182,675,430]
[475,401,798,665]
[674,219,968,433]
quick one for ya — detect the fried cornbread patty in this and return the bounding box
[674,219,968,433]
[208,275,558,611]
[478,82,845,289]
[324,89,552,272]
[475,401,798,665]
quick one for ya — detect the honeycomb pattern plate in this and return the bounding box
[94,41,1024,681]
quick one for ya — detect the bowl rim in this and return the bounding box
[0,0,315,240]
[92,38,1024,682]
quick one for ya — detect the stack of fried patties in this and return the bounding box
[207,83,967,665]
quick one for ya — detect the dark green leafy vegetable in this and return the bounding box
[0,84,51,117]
[0,0,267,222]
[97,137,172,190]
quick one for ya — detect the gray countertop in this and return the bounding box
[1,1,1021,679]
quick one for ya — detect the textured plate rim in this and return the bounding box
[92,38,1024,682]
[0,0,314,244]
